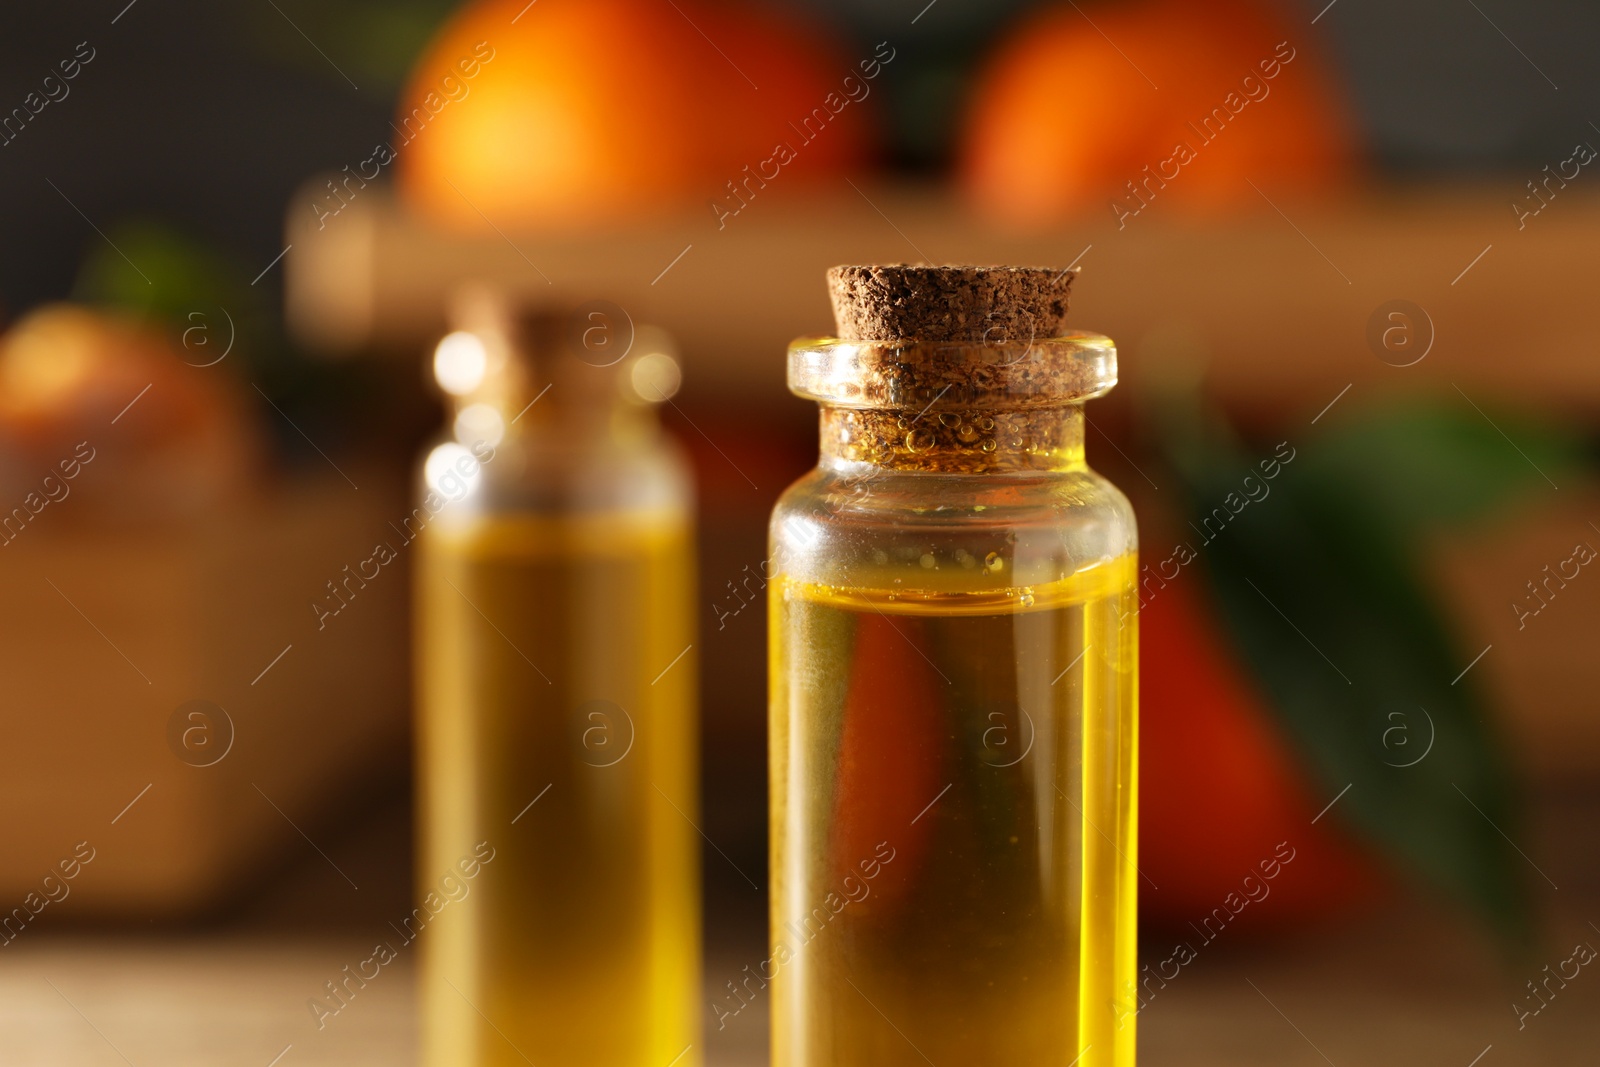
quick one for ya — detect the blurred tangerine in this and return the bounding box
[397,0,874,231]
[0,304,260,510]
[960,0,1360,226]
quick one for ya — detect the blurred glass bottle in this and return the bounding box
[769,266,1139,1067]
[415,291,699,1067]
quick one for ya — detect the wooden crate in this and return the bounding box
[284,179,1600,414]
[0,477,409,916]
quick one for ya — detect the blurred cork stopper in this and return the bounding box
[827,264,1073,343]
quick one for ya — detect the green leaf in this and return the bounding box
[240,0,461,91]
[72,218,264,334]
[1292,398,1584,536]
[1152,399,1584,943]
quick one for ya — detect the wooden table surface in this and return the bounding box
[5,788,1593,1066]
[4,905,1595,1066]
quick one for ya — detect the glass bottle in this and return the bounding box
[768,266,1139,1067]
[415,293,699,1067]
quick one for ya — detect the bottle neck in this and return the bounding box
[450,344,663,455]
[500,394,659,445]
[818,403,1087,474]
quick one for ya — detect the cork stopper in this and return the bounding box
[792,264,1114,473]
[827,264,1073,343]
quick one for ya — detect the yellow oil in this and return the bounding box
[768,554,1138,1067]
[416,511,700,1067]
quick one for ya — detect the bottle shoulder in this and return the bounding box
[772,464,1137,531]
[769,464,1137,590]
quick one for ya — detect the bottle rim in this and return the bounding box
[787,331,1117,410]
